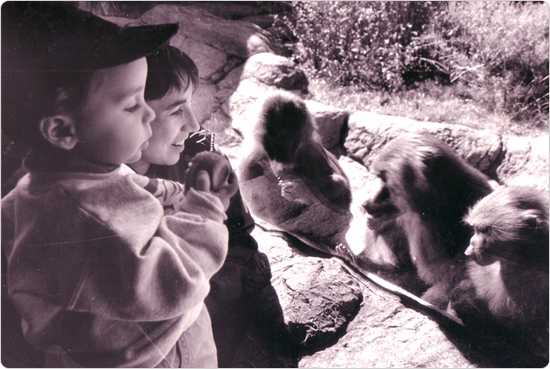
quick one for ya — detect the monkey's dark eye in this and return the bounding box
[379,171,387,182]
[476,226,489,234]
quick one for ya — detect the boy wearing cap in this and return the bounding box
[1,2,235,367]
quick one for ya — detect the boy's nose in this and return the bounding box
[143,102,156,125]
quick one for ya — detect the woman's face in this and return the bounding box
[139,86,200,166]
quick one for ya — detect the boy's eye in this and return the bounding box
[125,104,140,113]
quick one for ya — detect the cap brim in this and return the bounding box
[62,22,179,71]
[2,1,179,72]
[114,23,179,67]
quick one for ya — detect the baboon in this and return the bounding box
[449,186,549,360]
[363,133,494,308]
[254,91,351,210]
[238,91,352,254]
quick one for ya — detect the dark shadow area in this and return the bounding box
[438,319,549,368]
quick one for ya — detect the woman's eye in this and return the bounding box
[170,107,184,117]
[125,104,140,113]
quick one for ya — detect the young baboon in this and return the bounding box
[363,133,494,309]
[255,91,351,209]
[450,186,549,360]
[238,91,352,254]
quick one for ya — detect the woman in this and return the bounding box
[129,45,293,367]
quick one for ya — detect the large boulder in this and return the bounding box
[269,250,363,351]
[305,100,349,150]
[344,112,549,193]
[497,135,549,194]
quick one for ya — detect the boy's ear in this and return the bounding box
[39,115,79,150]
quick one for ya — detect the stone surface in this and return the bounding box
[240,52,309,93]
[272,256,363,351]
[298,287,479,368]
[250,225,504,368]
[344,112,548,193]
[497,134,550,194]
[344,112,502,174]
[305,100,349,150]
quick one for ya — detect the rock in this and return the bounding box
[251,226,498,367]
[344,112,549,193]
[250,228,362,353]
[305,100,349,150]
[298,283,487,368]
[497,135,549,194]
[183,2,292,21]
[240,14,277,29]
[344,112,503,176]
[240,52,309,93]
[272,257,362,351]
[140,5,276,61]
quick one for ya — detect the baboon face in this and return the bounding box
[363,149,418,228]
[262,131,301,165]
[363,174,401,226]
[465,228,498,266]
[261,97,308,165]
[464,185,550,265]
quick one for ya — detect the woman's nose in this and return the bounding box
[184,107,200,132]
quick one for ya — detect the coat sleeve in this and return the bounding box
[6,174,229,323]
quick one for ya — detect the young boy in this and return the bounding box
[129,45,294,367]
[1,3,236,367]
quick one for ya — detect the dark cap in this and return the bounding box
[1,2,178,144]
[2,1,178,72]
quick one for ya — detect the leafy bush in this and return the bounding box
[282,1,440,91]
[283,1,549,128]
[406,2,549,123]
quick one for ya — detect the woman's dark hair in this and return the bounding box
[145,45,199,102]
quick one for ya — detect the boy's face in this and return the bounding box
[73,58,155,165]
[139,86,200,166]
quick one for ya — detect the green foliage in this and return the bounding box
[283,1,549,129]
[283,1,440,91]
[406,2,549,124]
